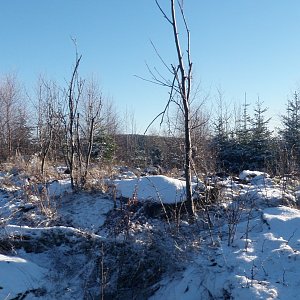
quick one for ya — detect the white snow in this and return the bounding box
[151,205,300,300]
[57,194,114,231]
[118,171,137,179]
[239,170,270,182]
[2,170,300,299]
[1,224,94,238]
[114,175,192,204]
[0,254,45,299]
[56,166,68,174]
[47,179,72,197]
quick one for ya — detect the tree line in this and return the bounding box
[212,92,300,176]
[1,67,300,183]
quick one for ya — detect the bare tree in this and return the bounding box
[35,77,62,174]
[61,45,84,189]
[79,79,103,186]
[144,0,195,218]
[14,105,31,155]
[61,48,116,188]
[0,74,31,160]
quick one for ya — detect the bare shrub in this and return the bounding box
[22,179,58,224]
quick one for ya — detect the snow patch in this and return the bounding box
[152,206,300,299]
[0,254,45,299]
[114,175,193,204]
[239,170,271,185]
[47,179,72,197]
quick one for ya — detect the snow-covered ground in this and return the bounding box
[1,169,300,299]
[151,205,300,299]
[0,254,46,299]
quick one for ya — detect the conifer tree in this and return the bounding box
[280,91,300,170]
[249,97,272,170]
[234,95,252,171]
[212,102,232,172]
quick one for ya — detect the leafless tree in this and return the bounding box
[35,77,62,174]
[0,74,31,160]
[61,45,118,188]
[13,103,32,156]
[79,79,103,186]
[61,46,84,189]
[143,0,195,218]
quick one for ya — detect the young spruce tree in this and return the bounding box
[249,97,272,170]
[279,91,300,171]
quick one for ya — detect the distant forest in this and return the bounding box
[0,73,299,177]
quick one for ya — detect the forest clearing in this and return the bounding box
[1,0,300,299]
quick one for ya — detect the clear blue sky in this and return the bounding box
[1,1,300,132]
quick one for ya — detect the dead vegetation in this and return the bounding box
[1,159,300,299]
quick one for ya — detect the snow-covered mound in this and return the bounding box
[235,170,296,207]
[114,175,192,204]
[151,206,300,300]
[0,254,45,299]
[239,170,271,185]
[47,179,72,197]
[57,194,114,231]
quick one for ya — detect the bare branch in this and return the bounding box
[134,74,173,88]
[144,111,164,134]
[145,61,172,87]
[153,66,173,87]
[155,0,173,25]
[150,40,173,74]
[144,69,178,134]
[177,0,192,64]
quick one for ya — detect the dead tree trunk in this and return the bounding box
[153,0,195,218]
[66,50,83,189]
[171,0,194,218]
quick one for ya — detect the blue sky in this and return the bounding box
[1,1,300,132]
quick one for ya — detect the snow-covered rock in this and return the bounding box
[239,170,270,183]
[47,179,72,197]
[114,175,193,204]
